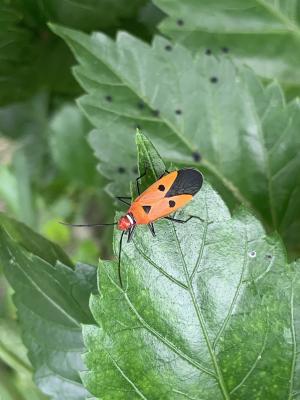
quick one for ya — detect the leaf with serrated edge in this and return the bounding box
[0,221,97,400]
[50,24,300,254]
[155,0,300,96]
[81,132,300,399]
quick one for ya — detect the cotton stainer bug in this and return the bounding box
[62,168,203,288]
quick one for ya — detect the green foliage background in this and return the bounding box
[0,1,300,399]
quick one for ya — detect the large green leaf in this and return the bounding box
[0,215,97,399]
[155,0,300,96]
[50,24,300,255]
[82,132,300,399]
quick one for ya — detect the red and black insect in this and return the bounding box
[63,168,203,287]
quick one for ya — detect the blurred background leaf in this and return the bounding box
[0,215,97,399]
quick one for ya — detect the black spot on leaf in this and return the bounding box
[175,109,182,115]
[105,95,112,102]
[165,45,172,51]
[221,47,229,53]
[177,19,184,26]
[137,101,145,109]
[205,49,212,55]
[210,77,218,83]
[118,167,125,174]
[152,109,160,117]
[192,151,202,162]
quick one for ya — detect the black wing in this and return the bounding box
[165,168,203,197]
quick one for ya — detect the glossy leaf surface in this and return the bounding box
[82,132,300,399]
[51,24,300,254]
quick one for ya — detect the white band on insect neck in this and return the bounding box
[126,214,134,225]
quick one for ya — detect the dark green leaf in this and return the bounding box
[50,24,300,255]
[82,132,300,399]
[155,0,300,95]
[0,3,77,105]
[17,0,148,31]
[0,221,97,399]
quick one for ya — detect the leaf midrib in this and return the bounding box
[169,222,230,399]
[288,283,296,399]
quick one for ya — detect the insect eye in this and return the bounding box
[158,184,165,191]
[169,200,176,207]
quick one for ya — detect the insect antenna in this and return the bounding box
[59,222,117,227]
[118,230,126,288]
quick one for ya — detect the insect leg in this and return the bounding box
[165,215,206,224]
[127,225,136,243]
[148,223,156,237]
[116,196,131,206]
[118,231,126,288]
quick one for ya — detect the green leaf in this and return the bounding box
[0,318,32,375]
[49,104,98,187]
[135,129,166,193]
[0,165,19,216]
[0,93,48,140]
[0,3,77,105]
[17,0,148,31]
[0,362,47,400]
[0,212,72,268]
[0,318,47,399]
[82,132,300,399]
[50,24,300,255]
[12,149,37,229]
[155,0,300,96]
[0,219,97,399]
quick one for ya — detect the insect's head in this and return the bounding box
[117,213,135,231]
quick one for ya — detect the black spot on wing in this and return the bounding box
[165,169,203,197]
[142,205,151,214]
